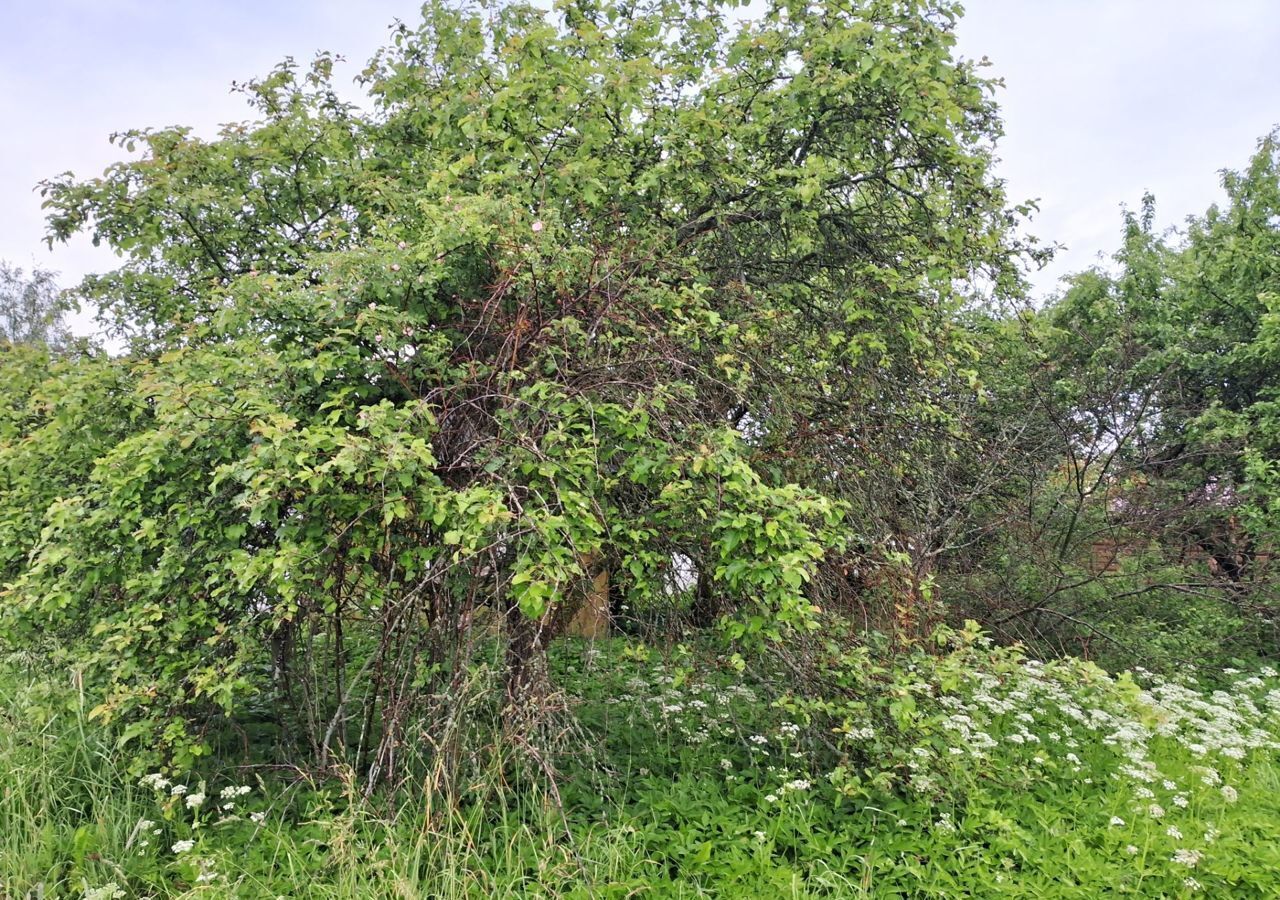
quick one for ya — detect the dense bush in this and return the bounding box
[3,0,1027,775]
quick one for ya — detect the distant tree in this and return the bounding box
[940,132,1280,670]
[0,262,68,347]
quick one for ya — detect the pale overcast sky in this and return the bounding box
[2,1,1277,337]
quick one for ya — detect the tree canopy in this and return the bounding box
[4,0,1028,770]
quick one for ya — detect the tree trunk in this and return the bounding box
[503,602,551,727]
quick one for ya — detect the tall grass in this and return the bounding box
[0,660,155,893]
[4,637,1280,898]
[0,656,653,898]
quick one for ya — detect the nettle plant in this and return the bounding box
[8,0,1019,776]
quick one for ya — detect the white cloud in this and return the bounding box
[954,0,1280,296]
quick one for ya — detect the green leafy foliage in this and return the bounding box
[8,0,1027,770]
[4,2,1279,893]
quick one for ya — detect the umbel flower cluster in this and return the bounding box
[81,772,270,893]
[584,623,1280,894]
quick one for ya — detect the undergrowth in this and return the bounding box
[3,624,1279,898]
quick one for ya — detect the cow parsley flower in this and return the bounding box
[82,884,125,900]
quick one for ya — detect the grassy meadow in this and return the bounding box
[4,626,1280,898]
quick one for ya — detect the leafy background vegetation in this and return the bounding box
[0,0,1277,896]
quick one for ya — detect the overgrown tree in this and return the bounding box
[5,0,1026,777]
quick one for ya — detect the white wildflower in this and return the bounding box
[138,773,169,791]
[82,884,126,900]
